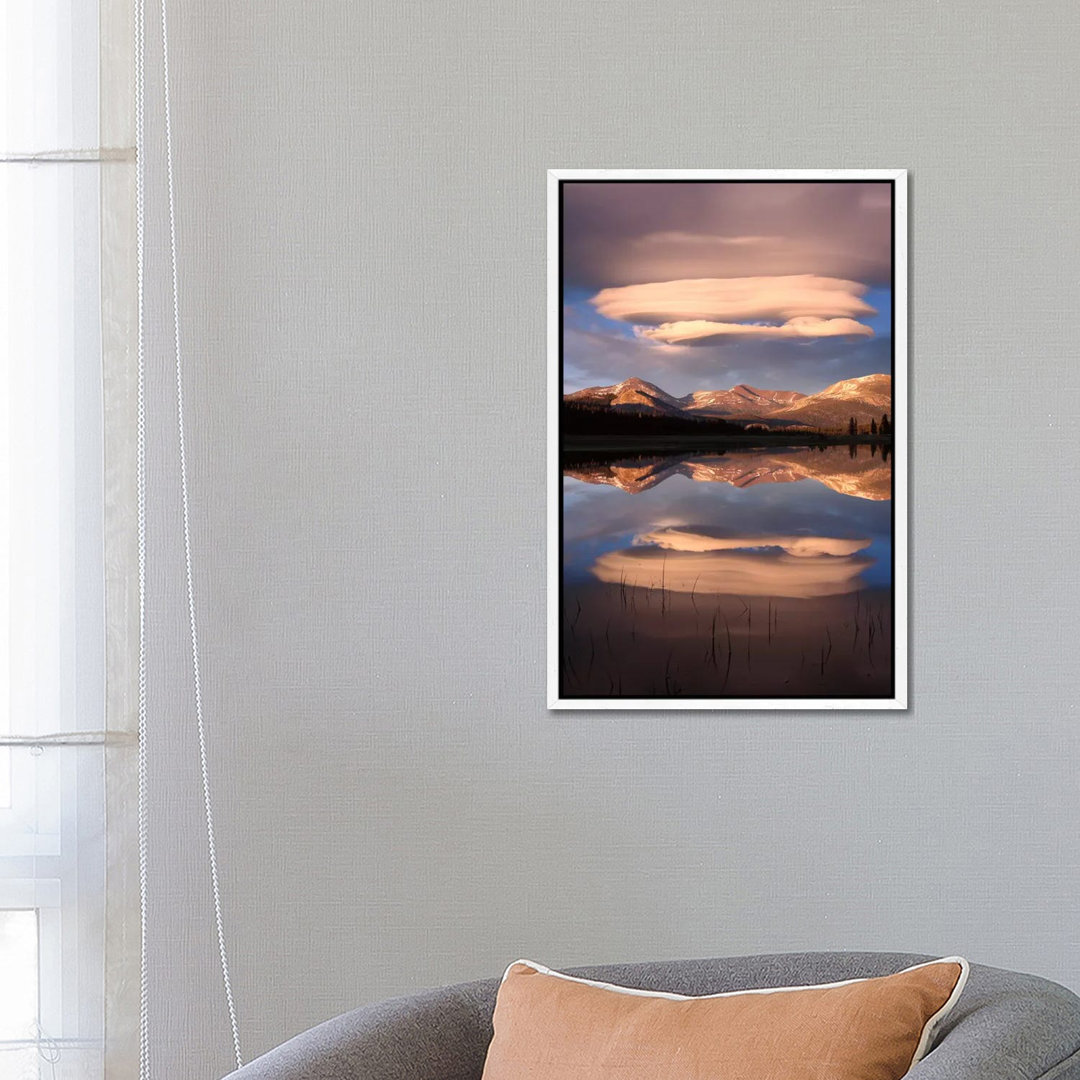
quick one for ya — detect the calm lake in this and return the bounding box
[560,443,894,700]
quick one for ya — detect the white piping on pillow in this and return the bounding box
[502,956,970,1069]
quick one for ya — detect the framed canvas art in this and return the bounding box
[548,170,907,709]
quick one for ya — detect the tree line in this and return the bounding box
[562,399,745,438]
[562,399,895,440]
[847,413,892,437]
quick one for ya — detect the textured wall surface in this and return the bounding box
[137,2,1080,1076]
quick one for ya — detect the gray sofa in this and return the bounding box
[224,952,1080,1079]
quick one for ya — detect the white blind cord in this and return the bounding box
[134,0,244,1070]
[158,0,244,1066]
[133,0,151,1074]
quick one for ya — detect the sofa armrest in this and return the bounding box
[221,980,496,1080]
[910,967,1080,1080]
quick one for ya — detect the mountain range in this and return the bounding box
[565,373,891,431]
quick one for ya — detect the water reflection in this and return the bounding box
[564,443,891,500]
[561,443,894,700]
[639,527,872,557]
[593,529,873,599]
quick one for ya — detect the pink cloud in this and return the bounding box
[637,316,874,344]
[635,529,872,558]
[591,274,875,326]
[591,536,874,599]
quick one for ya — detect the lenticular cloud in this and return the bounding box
[637,316,874,344]
[590,274,876,345]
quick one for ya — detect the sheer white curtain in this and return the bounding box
[1,2,137,1078]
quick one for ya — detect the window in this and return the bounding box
[0,910,39,1077]
[1,2,119,1077]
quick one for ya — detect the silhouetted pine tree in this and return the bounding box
[848,416,857,437]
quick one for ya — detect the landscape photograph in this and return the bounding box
[553,173,903,706]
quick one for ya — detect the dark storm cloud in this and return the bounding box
[562,181,892,289]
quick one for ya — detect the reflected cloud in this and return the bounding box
[636,527,871,559]
[592,534,873,599]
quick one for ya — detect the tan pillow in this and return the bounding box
[481,957,968,1080]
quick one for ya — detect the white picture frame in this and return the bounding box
[547,169,907,710]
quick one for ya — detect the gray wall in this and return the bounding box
[139,1,1080,1076]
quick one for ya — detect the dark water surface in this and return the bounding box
[561,443,894,700]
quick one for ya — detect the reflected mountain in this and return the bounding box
[592,528,874,599]
[564,444,891,501]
